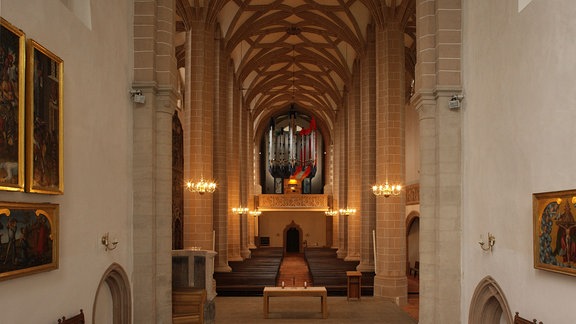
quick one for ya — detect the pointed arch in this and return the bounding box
[93,263,132,324]
[469,276,513,324]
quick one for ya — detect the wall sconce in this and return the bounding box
[232,207,249,215]
[249,209,262,216]
[101,232,118,251]
[339,208,356,216]
[478,233,495,252]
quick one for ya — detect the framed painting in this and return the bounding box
[0,18,26,191]
[0,202,59,281]
[533,189,576,276]
[26,39,63,194]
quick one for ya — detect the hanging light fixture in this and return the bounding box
[185,176,217,195]
[231,207,249,215]
[324,209,338,216]
[372,182,402,197]
[249,209,262,216]
[339,208,356,216]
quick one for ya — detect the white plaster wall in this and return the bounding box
[259,211,327,248]
[462,1,576,323]
[0,0,133,322]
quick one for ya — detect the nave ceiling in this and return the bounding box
[175,0,415,135]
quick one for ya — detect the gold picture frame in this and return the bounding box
[533,189,576,276]
[0,202,59,281]
[26,39,63,194]
[0,18,26,191]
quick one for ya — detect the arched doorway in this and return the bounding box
[286,228,300,252]
[93,263,132,324]
[283,221,303,253]
[469,276,513,324]
[406,211,420,277]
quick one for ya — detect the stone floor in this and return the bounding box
[215,296,418,323]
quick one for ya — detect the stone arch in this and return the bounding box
[405,211,420,274]
[468,276,513,324]
[283,220,303,253]
[93,263,132,324]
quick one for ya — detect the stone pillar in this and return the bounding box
[183,18,215,250]
[358,25,377,272]
[132,1,176,323]
[336,107,348,259]
[247,115,257,249]
[373,21,407,305]
[414,1,463,322]
[227,77,242,261]
[240,104,251,259]
[345,59,361,262]
[213,35,231,272]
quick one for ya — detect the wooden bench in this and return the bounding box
[172,288,206,324]
[514,312,543,324]
[58,309,85,324]
[263,286,328,319]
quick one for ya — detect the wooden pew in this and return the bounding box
[58,309,84,324]
[214,248,283,296]
[305,247,370,295]
[514,312,543,324]
[172,288,206,324]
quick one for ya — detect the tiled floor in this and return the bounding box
[214,251,420,323]
[215,296,418,323]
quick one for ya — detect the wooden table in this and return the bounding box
[263,286,328,319]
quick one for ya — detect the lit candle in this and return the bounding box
[304,281,307,288]
[281,281,285,289]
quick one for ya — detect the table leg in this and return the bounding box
[263,294,269,319]
[321,294,327,319]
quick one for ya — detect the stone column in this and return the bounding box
[240,104,251,259]
[132,1,176,323]
[414,1,463,322]
[227,77,242,261]
[358,25,377,272]
[336,108,348,259]
[213,35,231,272]
[373,21,407,305]
[345,58,361,262]
[183,17,215,251]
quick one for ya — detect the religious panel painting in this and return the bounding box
[0,202,59,281]
[26,39,63,194]
[0,18,26,191]
[533,189,576,276]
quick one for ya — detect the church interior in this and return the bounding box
[0,0,575,323]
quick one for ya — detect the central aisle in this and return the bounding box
[276,252,313,287]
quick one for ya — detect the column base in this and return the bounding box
[344,254,360,262]
[240,248,251,259]
[214,264,232,273]
[373,274,408,306]
[228,255,243,262]
[356,262,375,273]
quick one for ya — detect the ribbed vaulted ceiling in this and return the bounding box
[175,0,415,122]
